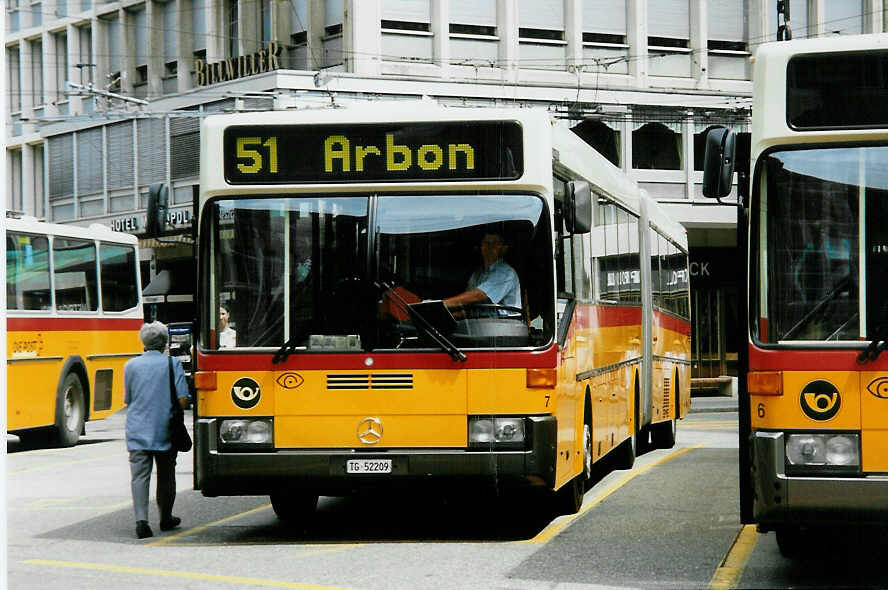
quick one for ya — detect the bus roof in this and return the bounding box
[5,215,139,245]
[752,33,888,153]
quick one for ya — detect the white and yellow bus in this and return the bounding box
[6,214,143,446]
[187,105,690,519]
[704,34,888,555]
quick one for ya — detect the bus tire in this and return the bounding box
[54,372,86,447]
[775,525,804,558]
[554,475,583,516]
[270,491,319,522]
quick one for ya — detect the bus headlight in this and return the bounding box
[468,416,526,450]
[785,432,859,474]
[219,418,273,448]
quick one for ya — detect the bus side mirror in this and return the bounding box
[146,182,169,237]
[566,180,592,234]
[702,128,736,199]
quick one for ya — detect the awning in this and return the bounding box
[142,270,194,304]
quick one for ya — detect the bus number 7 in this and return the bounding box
[236,137,279,174]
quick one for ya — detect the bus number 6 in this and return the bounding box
[236,136,279,174]
[757,403,765,418]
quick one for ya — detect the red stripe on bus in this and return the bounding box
[749,344,888,371]
[653,310,691,336]
[197,345,558,371]
[6,317,144,331]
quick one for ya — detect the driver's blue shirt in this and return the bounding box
[467,260,521,309]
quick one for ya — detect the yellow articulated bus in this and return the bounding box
[704,34,888,556]
[188,105,690,519]
[6,213,144,446]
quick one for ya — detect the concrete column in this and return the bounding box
[42,31,58,116]
[690,0,707,88]
[808,0,824,38]
[67,24,83,112]
[121,8,135,96]
[239,0,258,55]
[308,0,325,70]
[206,0,223,63]
[865,0,884,33]
[683,113,693,199]
[147,0,163,97]
[91,15,107,94]
[565,0,582,73]
[627,0,647,87]
[747,0,768,53]
[177,0,193,92]
[497,0,519,82]
[431,0,450,76]
[344,0,380,75]
[20,39,33,115]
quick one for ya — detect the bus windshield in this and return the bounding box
[205,194,553,352]
[756,145,888,343]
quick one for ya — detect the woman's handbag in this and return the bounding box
[168,357,193,453]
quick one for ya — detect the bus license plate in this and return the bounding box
[346,459,392,474]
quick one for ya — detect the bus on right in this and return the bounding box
[704,33,888,557]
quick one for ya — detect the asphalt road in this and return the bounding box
[10,396,879,589]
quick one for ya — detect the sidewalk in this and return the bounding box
[690,393,738,414]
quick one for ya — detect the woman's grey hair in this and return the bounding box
[139,321,168,351]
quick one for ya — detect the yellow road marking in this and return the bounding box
[23,559,354,589]
[9,453,120,475]
[708,524,759,590]
[149,503,273,546]
[521,443,705,544]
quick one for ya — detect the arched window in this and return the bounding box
[571,120,620,167]
[632,122,681,170]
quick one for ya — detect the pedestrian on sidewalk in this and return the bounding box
[124,321,190,539]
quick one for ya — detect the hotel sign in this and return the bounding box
[195,42,282,87]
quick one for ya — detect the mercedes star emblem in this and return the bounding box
[357,417,383,445]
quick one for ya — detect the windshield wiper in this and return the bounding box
[272,335,299,364]
[377,281,466,362]
[782,273,853,341]
[859,301,888,363]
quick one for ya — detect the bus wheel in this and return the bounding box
[775,526,804,558]
[582,422,593,484]
[614,429,636,470]
[54,373,85,447]
[270,491,319,522]
[555,476,583,516]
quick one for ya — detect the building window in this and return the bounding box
[8,0,21,32]
[571,120,620,167]
[54,31,68,104]
[381,0,432,64]
[9,149,23,212]
[8,46,21,112]
[648,0,690,77]
[31,39,44,107]
[632,122,682,170]
[33,144,45,218]
[449,0,497,67]
[228,0,239,57]
[30,0,41,27]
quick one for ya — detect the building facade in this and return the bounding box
[6,0,885,386]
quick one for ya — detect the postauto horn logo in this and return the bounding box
[231,377,261,409]
[799,380,841,421]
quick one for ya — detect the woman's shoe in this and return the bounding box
[136,520,153,539]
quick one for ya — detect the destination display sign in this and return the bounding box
[223,121,523,184]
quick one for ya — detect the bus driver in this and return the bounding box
[444,230,521,312]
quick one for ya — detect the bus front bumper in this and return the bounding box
[752,431,888,529]
[195,415,557,497]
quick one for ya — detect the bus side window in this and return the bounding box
[7,232,51,311]
[101,244,139,311]
[54,237,99,312]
